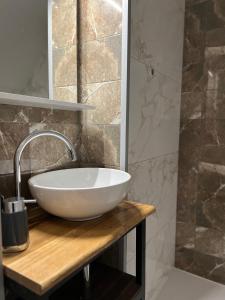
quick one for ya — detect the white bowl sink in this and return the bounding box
[28,168,131,221]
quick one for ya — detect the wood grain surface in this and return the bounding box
[3,201,155,295]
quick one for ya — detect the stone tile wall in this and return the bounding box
[52,0,78,102]
[176,0,225,285]
[126,0,185,299]
[0,104,80,223]
[78,0,122,169]
[0,0,122,226]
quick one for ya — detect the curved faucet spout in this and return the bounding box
[14,130,77,201]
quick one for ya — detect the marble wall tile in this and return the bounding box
[197,162,225,231]
[146,218,176,300]
[183,6,205,68]
[176,221,195,251]
[202,119,225,146]
[53,46,77,87]
[80,35,121,84]
[128,59,181,164]
[205,46,225,92]
[28,107,79,125]
[127,218,177,300]
[54,86,77,103]
[28,122,80,172]
[52,0,77,49]
[175,247,195,273]
[81,81,121,124]
[204,90,225,119]
[195,226,225,258]
[0,122,30,175]
[190,251,225,285]
[80,0,122,42]
[202,0,225,31]
[128,153,179,241]
[128,0,185,297]
[52,0,78,103]
[182,62,206,93]
[0,104,80,189]
[201,145,225,165]
[176,0,225,285]
[206,28,225,47]
[180,91,203,120]
[79,1,122,169]
[0,104,29,124]
[130,0,185,82]
[177,119,201,223]
[80,124,120,167]
[0,173,32,200]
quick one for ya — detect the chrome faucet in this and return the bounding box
[14,130,77,201]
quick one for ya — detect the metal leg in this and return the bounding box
[136,220,146,300]
[83,264,91,299]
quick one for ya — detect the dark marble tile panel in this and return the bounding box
[202,119,225,146]
[180,90,204,120]
[176,221,195,250]
[79,124,120,167]
[195,226,225,258]
[206,28,225,47]
[202,0,225,32]
[0,104,29,123]
[197,162,225,231]
[0,172,31,199]
[177,120,201,223]
[192,251,225,284]
[204,90,225,119]
[183,7,205,68]
[202,145,225,165]
[205,47,225,92]
[177,169,198,223]
[28,123,80,172]
[175,247,195,272]
[28,107,80,125]
[182,62,206,93]
[0,122,30,175]
[179,119,202,171]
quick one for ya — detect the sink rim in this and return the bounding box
[28,168,131,191]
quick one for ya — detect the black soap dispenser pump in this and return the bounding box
[1,195,29,253]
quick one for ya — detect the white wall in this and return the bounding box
[126,0,185,299]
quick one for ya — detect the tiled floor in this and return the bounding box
[156,268,225,300]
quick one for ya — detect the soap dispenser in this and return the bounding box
[1,195,29,253]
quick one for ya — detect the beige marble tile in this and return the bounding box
[54,86,77,103]
[0,122,30,174]
[53,45,77,87]
[79,124,105,166]
[80,0,122,42]
[81,81,120,124]
[80,35,121,84]
[28,123,80,172]
[52,0,77,48]
[80,124,120,167]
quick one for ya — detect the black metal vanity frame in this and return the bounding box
[5,220,146,300]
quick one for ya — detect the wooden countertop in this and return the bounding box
[3,201,155,296]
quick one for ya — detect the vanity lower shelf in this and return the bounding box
[50,262,141,300]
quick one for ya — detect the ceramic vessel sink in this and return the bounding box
[28,168,131,221]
